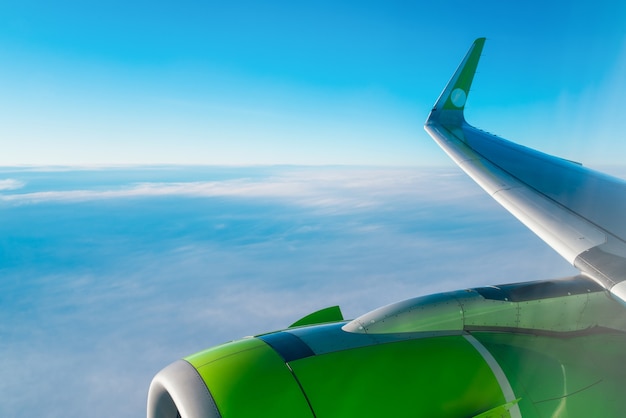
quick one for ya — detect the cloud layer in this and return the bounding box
[0,179,25,191]
[0,166,577,417]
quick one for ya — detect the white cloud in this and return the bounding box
[0,179,25,191]
[0,167,484,210]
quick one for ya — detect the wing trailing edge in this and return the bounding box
[425,38,626,303]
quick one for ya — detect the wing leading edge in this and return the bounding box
[424,38,626,303]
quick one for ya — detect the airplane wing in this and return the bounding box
[148,38,626,418]
[424,38,626,303]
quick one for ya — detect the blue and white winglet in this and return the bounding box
[424,38,626,303]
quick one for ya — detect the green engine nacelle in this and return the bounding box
[148,329,510,417]
[147,276,626,418]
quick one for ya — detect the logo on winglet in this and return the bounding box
[450,88,467,108]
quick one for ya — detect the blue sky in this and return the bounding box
[1,0,625,165]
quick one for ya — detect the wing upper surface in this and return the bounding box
[425,39,626,302]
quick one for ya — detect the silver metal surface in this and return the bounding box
[425,38,626,303]
[147,359,221,418]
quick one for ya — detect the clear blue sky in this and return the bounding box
[1,0,625,166]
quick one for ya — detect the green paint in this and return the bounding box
[290,335,506,417]
[472,399,521,418]
[185,337,261,369]
[474,331,626,417]
[348,287,625,335]
[181,285,626,418]
[181,321,626,417]
[290,305,344,328]
[441,37,485,111]
[186,338,314,418]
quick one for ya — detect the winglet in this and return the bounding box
[427,38,486,125]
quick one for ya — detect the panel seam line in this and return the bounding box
[464,334,522,418]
